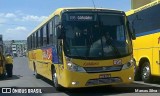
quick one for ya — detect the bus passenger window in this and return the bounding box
[36,31,38,48]
[46,23,50,45]
[49,21,53,44]
[43,25,47,46]
[40,28,43,47]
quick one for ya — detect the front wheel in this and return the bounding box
[141,62,152,83]
[52,68,62,90]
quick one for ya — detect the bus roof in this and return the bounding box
[126,0,160,16]
[28,7,124,37]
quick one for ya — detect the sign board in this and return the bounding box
[67,14,95,21]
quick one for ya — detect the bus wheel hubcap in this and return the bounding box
[53,73,57,85]
[142,66,150,79]
[34,70,37,75]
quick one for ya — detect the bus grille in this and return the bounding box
[84,65,123,73]
[86,77,122,86]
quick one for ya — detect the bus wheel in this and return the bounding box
[134,64,141,81]
[52,69,62,90]
[0,72,6,79]
[2,71,6,78]
[141,62,152,83]
[33,64,40,79]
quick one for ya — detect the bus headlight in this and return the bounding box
[67,62,86,72]
[122,62,133,70]
[122,59,135,70]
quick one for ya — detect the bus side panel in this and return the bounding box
[41,47,56,80]
[28,49,45,77]
[152,32,160,76]
[35,49,45,77]
[134,34,153,75]
[0,67,3,76]
[46,63,53,81]
[0,62,5,77]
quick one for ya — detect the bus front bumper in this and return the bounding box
[61,66,134,88]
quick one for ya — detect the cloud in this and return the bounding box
[0,12,47,22]
[0,16,7,27]
[0,13,16,18]
[0,18,7,24]
[5,13,16,18]
[0,13,16,25]
[0,11,48,40]
[6,26,27,33]
[0,13,5,17]
[22,15,48,22]
[5,26,29,40]
[0,13,7,24]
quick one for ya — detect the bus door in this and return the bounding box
[57,40,64,79]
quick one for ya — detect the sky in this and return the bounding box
[0,0,131,40]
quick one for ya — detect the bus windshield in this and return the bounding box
[63,13,132,59]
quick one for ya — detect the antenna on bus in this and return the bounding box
[91,0,96,9]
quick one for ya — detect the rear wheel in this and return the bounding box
[33,63,40,79]
[141,62,152,83]
[0,73,6,79]
[2,70,6,78]
[0,66,6,79]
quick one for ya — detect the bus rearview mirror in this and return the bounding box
[132,28,136,40]
[127,21,136,40]
[57,24,63,39]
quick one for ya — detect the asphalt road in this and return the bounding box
[0,57,160,96]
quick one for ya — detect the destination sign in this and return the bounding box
[68,15,94,21]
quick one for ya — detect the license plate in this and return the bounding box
[99,74,111,78]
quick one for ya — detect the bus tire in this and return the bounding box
[0,73,6,79]
[52,68,62,90]
[134,70,141,81]
[134,65,141,81]
[2,71,6,78]
[141,62,152,83]
[33,63,40,79]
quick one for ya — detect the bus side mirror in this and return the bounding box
[127,21,136,40]
[132,28,136,40]
[57,24,63,39]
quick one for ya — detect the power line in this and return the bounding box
[91,0,96,9]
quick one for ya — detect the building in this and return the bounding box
[131,0,157,9]
[3,40,12,55]
[11,44,16,56]
[3,40,27,57]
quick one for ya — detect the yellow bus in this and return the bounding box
[27,8,136,89]
[0,53,5,78]
[0,35,6,78]
[126,1,160,83]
